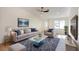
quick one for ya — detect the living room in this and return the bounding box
[0,7,78,51]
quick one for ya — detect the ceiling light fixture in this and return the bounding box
[40,7,49,13]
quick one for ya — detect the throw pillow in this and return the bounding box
[31,28,37,32]
[20,29,24,34]
[14,30,21,36]
[24,28,31,33]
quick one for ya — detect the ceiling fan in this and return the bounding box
[39,7,49,13]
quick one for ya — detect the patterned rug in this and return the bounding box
[20,37,60,51]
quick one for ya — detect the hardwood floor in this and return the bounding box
[0,43,10,51]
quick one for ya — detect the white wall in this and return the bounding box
[0,7,42,43]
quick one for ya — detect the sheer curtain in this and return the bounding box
[54,20,65,36]
[54,20,65,29]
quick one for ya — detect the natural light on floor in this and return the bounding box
[57,35,67,39]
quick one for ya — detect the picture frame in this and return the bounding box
[18,18,29,27]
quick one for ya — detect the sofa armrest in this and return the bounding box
[10,31,17,41]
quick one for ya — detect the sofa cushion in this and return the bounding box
[16,32,38,40]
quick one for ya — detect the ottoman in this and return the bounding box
[33,41,44,48]
[9,43,26,51]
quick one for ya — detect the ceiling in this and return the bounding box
[23,7,73,19]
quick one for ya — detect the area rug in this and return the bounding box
[20,37,60,51]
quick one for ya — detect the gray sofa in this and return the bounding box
[10,28,38,42]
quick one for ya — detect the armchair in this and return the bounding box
[44,29,54,38]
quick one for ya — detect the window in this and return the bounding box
[54,20,65,29]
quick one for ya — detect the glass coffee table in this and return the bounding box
[29,34,47,48]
